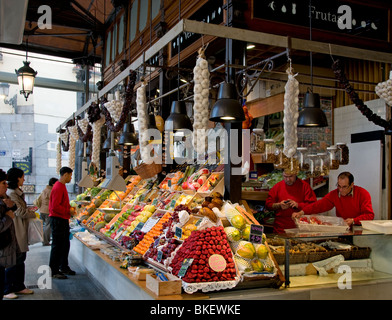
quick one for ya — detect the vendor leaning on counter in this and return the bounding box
[266,169,317,233]
[292,171,374,226]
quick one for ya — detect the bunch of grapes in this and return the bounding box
[174,204,192,214]
[87,102,102,123]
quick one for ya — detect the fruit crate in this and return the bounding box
[197,172,224,196]
[146,273,182,296]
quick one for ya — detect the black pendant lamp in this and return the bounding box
[209,82,245,122]
[298,0,328,128]
[297,89,328,127]
[118,117,138,146]
[164,101,192,132]
[102,130,112,151]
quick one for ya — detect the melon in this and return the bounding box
[241,225,251,240]
[256,244,268,259]
[250,258,264,272]
[263,261,274,273]
[234,255,252,272]
[104,213,115,223]
[231,214,246,230]
[94,199,103,207]
[224,226,241,242]
[94,221,107,232]
[236,241,256,259]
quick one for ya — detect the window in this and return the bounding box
[105,31,112,66]
[139,0,148,31]
[151,0,160,20]
[118,15,125,54]
[112,23,117,60]
[129,1,138,43]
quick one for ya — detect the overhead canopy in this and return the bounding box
[0,0,115,64]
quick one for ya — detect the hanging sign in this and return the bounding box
[171,0,224,57]
[253,0,388,41]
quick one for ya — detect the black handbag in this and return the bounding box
[0,201,12,250]
[0,228,11,250]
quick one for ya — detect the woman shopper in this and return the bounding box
[4,168,36,299]
[0,169,19,300]
[35,177,58,246]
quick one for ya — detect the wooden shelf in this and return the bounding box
[241,190,269,201]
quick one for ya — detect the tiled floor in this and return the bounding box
[3,242,112,300]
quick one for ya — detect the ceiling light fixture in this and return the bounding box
[164,100,192,132]
[15,39,37,101]
[209,82,245,122]
[297,0,328,128]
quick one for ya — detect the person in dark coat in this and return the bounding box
[0,169,19,300]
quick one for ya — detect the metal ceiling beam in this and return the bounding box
[56,18,392,132]
[0,71,97,93]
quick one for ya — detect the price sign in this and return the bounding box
[157,250,163,262]
[152,198,158,206]
[175,226,183,239]
[134,222,144,231]
[178,258,194,278]
[249,224,264,244]
[170,199,177,208]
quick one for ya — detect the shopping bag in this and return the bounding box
[28,218,43,245]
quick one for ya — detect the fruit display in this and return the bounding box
[223,203,276,276]
[169,226,238,286]
[198,172,223,193]
[183,168,210,191]
[73,166,282,295]
[132,211,172,255]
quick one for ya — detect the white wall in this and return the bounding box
[332,99,389,219]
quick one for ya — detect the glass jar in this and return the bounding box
[274,144,289,169]
[336,142,349,165]
[251,129,265,153]
[296,147,309,172]
[306,154,320,178]
[263,139,276,163]
[326,146,340,170]
[317,152,330,176]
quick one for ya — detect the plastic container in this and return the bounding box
[326,146,340,170]
[250,129,265,153]
[336,142,349,165]
[262,139,276,163]
[295,215,349,232]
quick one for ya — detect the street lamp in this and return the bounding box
[15,39,37,101]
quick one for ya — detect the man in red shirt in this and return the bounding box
[49,167,76,279]
[266,170,317,233]
[292,171,374,226]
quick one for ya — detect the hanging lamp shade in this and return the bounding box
[164,101,192,131]
[297,91,328,127]
[102,130,112,151]
[118,121,138,146]
[15,61,37,101]
[209,82,245,122]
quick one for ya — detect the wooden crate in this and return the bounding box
[146,273,182,296]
